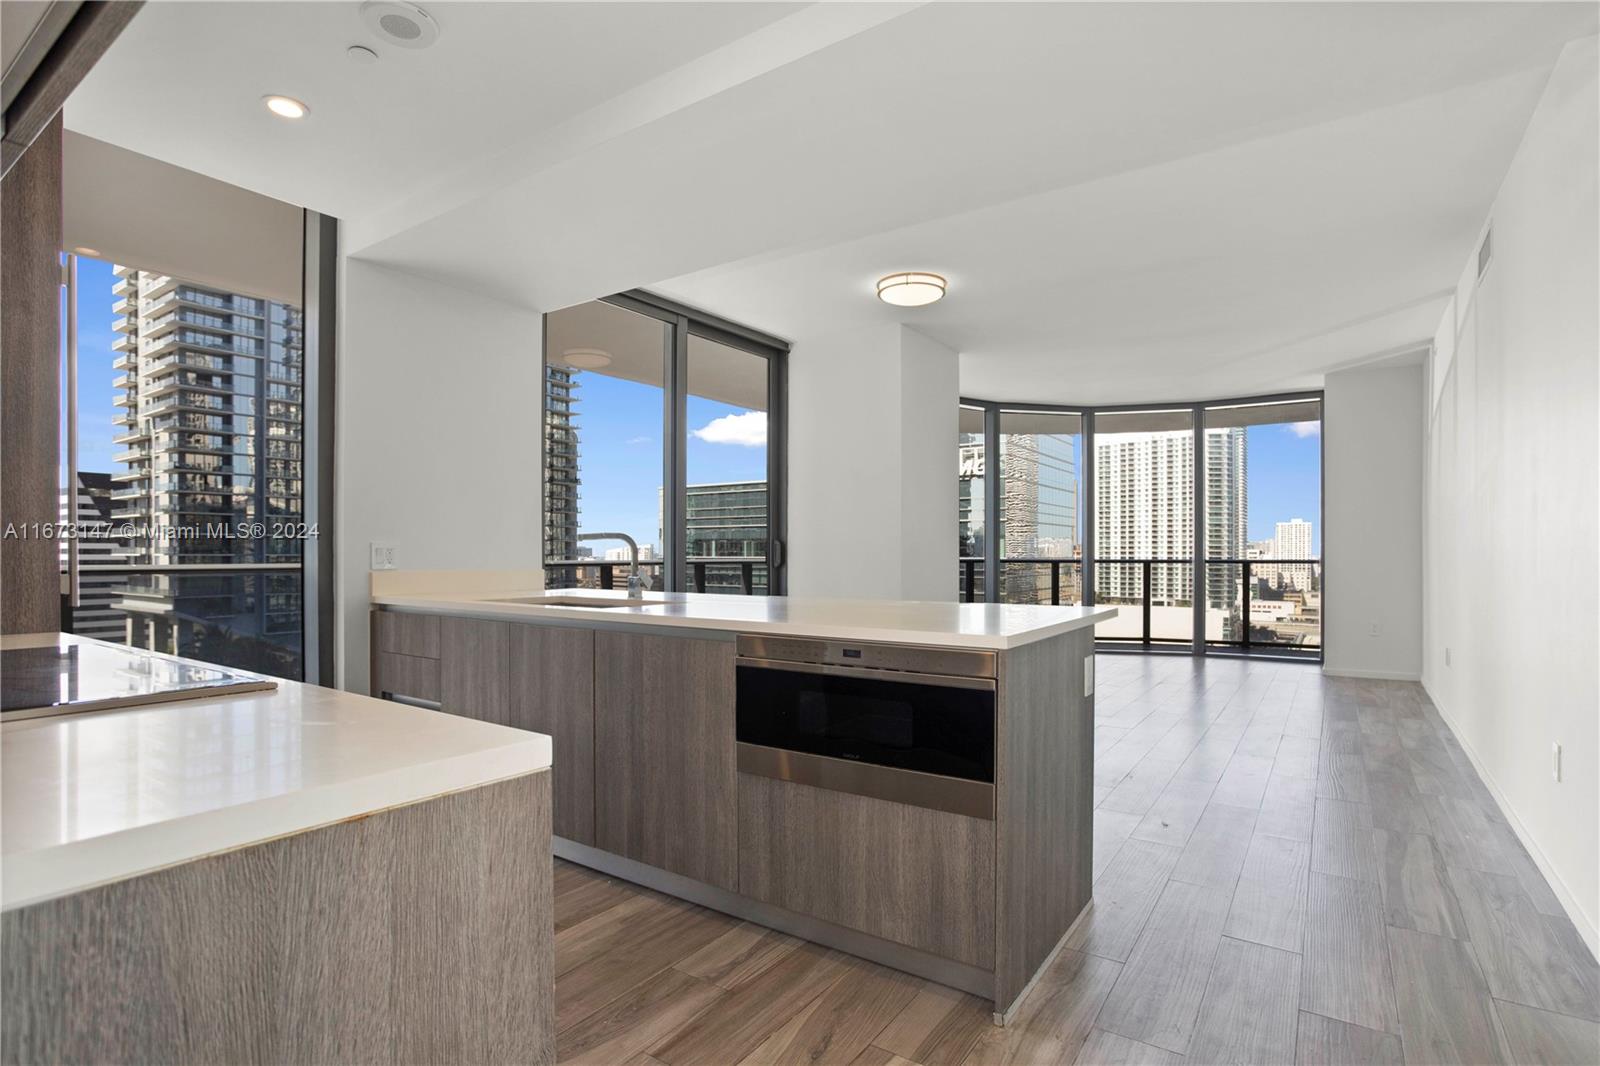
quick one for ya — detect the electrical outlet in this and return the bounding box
[1084,655,1095,697]
[1553,743,1562,783]
[370,542,397,571]
[1445,647,1452,667]
[1369,622,1381,638]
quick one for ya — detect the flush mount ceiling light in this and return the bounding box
[876,272,946,307]
[72,246,100,257]
[361,1,440,49]
[563,348,612,370]
[263,95,309,119]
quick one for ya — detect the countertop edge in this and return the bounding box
[369,594,1118,649]
[1,744,551,913]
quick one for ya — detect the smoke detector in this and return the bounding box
[360,2,439,49]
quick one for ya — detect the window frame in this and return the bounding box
[958,388,1323,660]
[540,290,789,595]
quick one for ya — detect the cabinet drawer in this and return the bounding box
[737,772,995,968]
[374,652,441,703]
[373,611,440,659]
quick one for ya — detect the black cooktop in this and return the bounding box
[1,639,275,718]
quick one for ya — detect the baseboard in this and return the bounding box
[1321,665,1422,681]
[1423,681,1599,961]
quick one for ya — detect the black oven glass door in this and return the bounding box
[736,665,994,783]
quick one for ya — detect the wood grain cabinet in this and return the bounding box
[438,617,597,845]
[593,630,737,891]
[738,773,996,968]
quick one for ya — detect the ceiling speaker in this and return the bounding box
[360,1,439,49]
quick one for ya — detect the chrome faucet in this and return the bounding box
[577,532,644,598]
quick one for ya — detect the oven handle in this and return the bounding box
[736,656,997,692]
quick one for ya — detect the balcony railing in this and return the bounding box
[543,557,769,595]
[957,556,1321,651]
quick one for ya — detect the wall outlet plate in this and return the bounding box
[370,542,397,571]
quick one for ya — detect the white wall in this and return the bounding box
[1322,362,1425,680]
[1423,36,1598,953]
[787,323,957,600]
[336,258,543,693]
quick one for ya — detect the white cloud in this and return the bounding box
[1286,421,1320,438]
[691,411,766,448]
[624,435,651,446]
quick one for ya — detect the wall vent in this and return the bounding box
[1477,226,1493,278]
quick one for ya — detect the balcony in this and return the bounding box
[141,274,178,301]
[112,336,135,354]
[112,427,149,445]
[112,297,134,316]
[957,556,1322,652]
[112,316,134,334]
[113,276,135,297]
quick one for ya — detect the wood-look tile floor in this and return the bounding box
[554,655,1600,1066]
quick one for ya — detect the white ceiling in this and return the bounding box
[66,2,1598,403]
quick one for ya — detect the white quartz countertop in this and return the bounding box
[371,586,1117,650]
[1,634,552,912]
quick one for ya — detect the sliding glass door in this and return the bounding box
[542,293,788,595]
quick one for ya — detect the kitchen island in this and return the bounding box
[1,633,556,1065]
[371,577,1114,1020]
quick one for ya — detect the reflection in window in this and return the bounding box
[542,299,668,591]
[998,410,1083,605]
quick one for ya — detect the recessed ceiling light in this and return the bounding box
[263,95,309,120]
[876,272,946,307]
[72,246,100,258]
[563,348,612,370]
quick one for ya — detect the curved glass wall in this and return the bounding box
[957,394,1322,657]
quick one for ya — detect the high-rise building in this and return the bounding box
[1274,517,1315,591]
[109,267,304,673]
[957,435,985,559]
[544,364,581,587]
[683,480,768,594]
[58,472,131,642]
[1093,428,1246,605]
[998,431,1080,601]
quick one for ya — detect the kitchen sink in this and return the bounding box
[486,596,665,609]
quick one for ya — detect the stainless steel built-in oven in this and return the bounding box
[734,635,996,820]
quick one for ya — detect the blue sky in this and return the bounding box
[573,372,767,550]
[63,256,123,483]
[1246,422,1322,552]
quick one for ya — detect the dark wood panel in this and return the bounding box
[1,772,554,1066]
[594,630,737,890]
[374,610,441,658]
[994,627,1094,1010]
[2,3,142,175]
[737,773,995,968]
[440,616,596,844]
[1,115,62,635]
[373,651,440,703]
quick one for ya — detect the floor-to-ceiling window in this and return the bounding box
[542,293,787,594]
[542,299,670,591]
[1203,398,1323,650]
[998,410,1084,605]
[1092,408,1196,646]
[957,405,987,599]
[956,392,1322,658]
